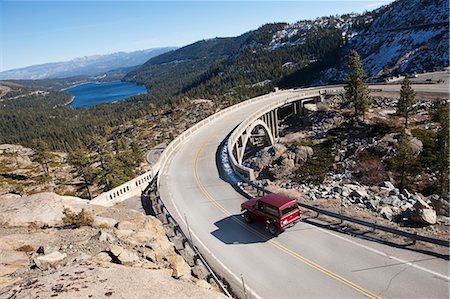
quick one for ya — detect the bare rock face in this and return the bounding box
[0,192,226,298]
[0,192,90,227]
[380,206,394,221]
[412,198,437,225]
[93,252,112,263]
[0,262,227,299]
[34,251,67,270]
[168,255,191,279]
[108,245,140,266]
[270,157,295,180]
[409,137,423,157]
[0,250,29,283]
[0,144,34,169]
[427,195,450,217]
[272,144,287,160]
[252,149,272,171]
[92,216,117,228]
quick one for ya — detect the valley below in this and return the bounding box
[0,0,448,297]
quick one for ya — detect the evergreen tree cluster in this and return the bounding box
[126,22,343,103]
[0,85,161,151]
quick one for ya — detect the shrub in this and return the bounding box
[368,122,394,138]
[293,144,333,185]
[16,245,34,252]
[353,158,388,186]
[62,208,93,228]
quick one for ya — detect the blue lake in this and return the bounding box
[66,81,147,108]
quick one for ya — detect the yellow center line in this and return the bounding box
[193,126,381,299]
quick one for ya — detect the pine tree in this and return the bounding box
[433,99,449,198]
[131,141,143,167]
[68,149,96,200]
[88,136,114,191]
[397,76,416,128]
[395,129,415,191]
[30,139,52,179]
[345,50,369,120]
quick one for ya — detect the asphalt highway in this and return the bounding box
[159,88,449,298]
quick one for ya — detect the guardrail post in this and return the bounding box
[184,214,194,245]
[241,274,248,299]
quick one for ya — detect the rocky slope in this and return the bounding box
[320,0,448,82]
[244,90,449,240]
[0,144,77,197]
[0,192,226,298]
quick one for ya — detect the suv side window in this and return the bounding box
[262,204,279,217]
[256,201,263,211]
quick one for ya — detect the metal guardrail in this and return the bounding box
[143,179,233,297]
[232,150,450,248]
[297,202,450,247]
[92,89,293,205]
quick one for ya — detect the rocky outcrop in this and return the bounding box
[412,198,437,225]
[1,262,225,299]
[0,192,90,227]
[270,158,296,180]
[0,192,226,298]
[284,180,443,227]
[92,216,118,228]
[33,251,67,270]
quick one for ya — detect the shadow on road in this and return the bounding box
[211,214,274,245]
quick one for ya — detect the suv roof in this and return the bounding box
[258,193,296,208]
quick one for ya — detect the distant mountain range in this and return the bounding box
[3,0,447,100]
[0,47,177,80]
[125,0,448,102]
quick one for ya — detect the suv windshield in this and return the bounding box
[281,203,298,216]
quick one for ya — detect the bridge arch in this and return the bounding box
[238,118,275,164]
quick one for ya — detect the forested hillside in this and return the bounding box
[125,22,342,101]
[2,0,448,152]
[127,0,448,96]
[0,84,153,150]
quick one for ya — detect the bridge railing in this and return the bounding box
[222,87,449,248]
[91,88,295,206]
[226,88,336,180]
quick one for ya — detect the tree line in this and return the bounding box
[345,50,448,198]
[31,135,143,199]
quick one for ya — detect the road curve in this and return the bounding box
[159,87,449,298]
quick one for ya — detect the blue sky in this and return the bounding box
[1,0,393,71]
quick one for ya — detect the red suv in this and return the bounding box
[241,193,301,235]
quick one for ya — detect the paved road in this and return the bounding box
[370,83,449,99]
[146,143,167,166]
[371,83,449,95]
[159,88,449,298]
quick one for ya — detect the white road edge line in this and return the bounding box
[168,189,263,299]
[314,226,450,281]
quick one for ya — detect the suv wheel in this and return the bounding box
[268,223,278,236]
[243,211,252,223]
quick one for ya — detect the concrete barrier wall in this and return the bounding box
[226,88,339,179]
[91,89,294,206]
[92,87,344,206]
